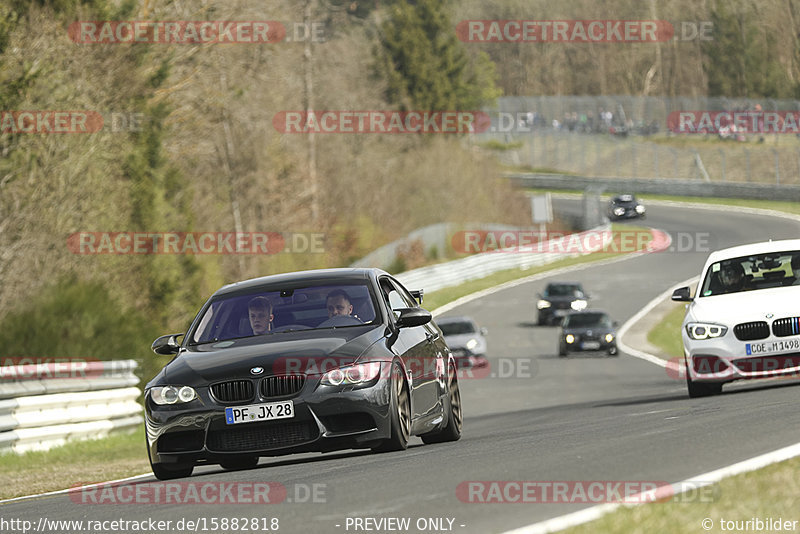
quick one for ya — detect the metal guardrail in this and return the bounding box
[506,173,800,202]
[396,224,611,294]
[0,360,141,453]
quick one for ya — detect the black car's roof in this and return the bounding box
[214,268,389,296]
[611,194,637,202]
[546,281,583,287]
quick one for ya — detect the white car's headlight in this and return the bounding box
[150,386,197,405]
[537,299,551,309]
[571,299,588,311]
[321,362,382,386]
[635,204,646,214]
[686,323,728,340]
[466,338,478,350]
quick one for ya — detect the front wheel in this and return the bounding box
[686,374,722,398]
[148,444,194,480]
[151,461,194,480]
[220,456,259,471]
[372,363,411,452]
[421,363,462,444]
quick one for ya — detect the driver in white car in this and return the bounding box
[717,262,749,293]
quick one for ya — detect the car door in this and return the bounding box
[378,277,440,422]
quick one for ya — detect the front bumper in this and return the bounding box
[562,334,616,352]
[684,333,800,383]
[146,372,394,466]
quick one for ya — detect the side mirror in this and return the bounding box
[410,289,424,305]
[613,321,619,327]
[395,308,432,328]
[152,333,184,355]
[480,327,488,336]
[671,287,693,302]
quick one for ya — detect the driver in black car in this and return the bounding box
[326,289,354,318]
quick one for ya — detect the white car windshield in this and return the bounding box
[699,250,800,296]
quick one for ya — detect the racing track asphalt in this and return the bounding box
[4,199,800,534]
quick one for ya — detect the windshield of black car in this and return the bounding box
[564,313,611,328]
[699,250,800,297]
[546,285,583,297]
[189,282,378,344]
[439,321,476,336]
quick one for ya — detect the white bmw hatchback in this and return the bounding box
[672,239,800,397]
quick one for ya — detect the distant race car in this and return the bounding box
[558,310,618,357]
[672,239,800,397]
[537,282,590,326]
[608,194,646,220]
[145,268,462,480]
[437,316,488,369]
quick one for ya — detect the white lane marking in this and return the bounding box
[615,276,699,368]
[0,472,152,504]
[500,441,800,534]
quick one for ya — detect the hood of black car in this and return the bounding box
[157,325,383,385]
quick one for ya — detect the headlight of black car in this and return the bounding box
[149,385,198,405]
[320,362,383,388]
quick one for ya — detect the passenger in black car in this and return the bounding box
[248,296,273,334]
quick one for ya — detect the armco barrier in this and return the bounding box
[0,359,141,453]
[506,172,800,202]
[396,224,611,294]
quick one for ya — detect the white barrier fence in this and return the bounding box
[396,224,611,294]
[0,359,142,453]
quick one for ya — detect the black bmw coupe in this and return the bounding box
[145,268,462,479]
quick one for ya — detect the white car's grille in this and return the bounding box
[733,321,769,341]
[772,317,800,338]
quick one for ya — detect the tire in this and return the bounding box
[607,345,618,357]
[220,456,259,471]
[686,374,722,398]
[148,444,194,480]
[421,363,462,444]
[372,362,411,452]
[151,460,194,480]
[558,344,567,358]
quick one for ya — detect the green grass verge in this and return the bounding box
[646,304,687,360]
[563,451,800,534]
[0,425,148,500]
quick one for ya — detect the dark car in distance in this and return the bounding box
[558,310,618,357]
[537,282,590,326]
[608,194,646,220]
[145,268,462,480]
[436,316,488,370]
